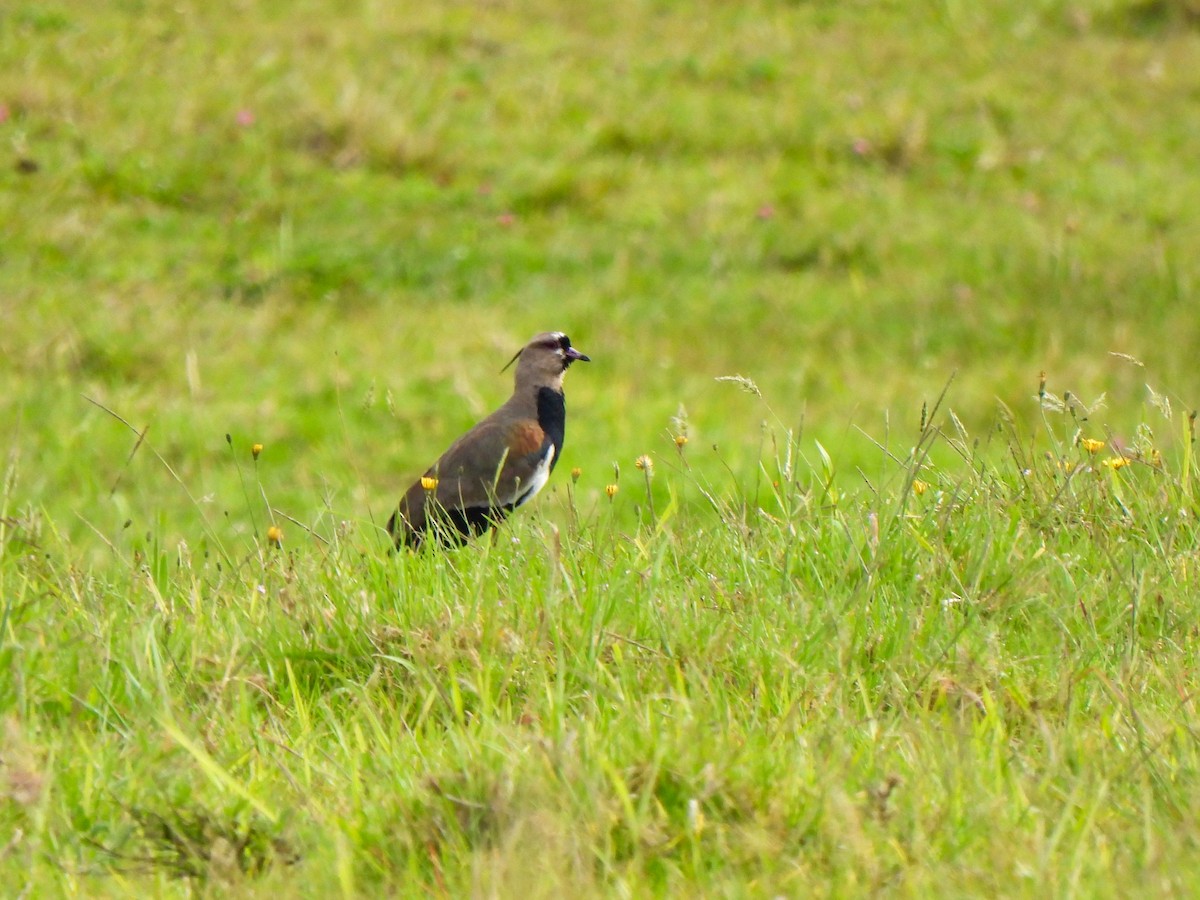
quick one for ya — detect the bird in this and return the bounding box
[387,331,590,548]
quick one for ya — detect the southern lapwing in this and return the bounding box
[387,331,590,548]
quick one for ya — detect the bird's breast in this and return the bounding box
[535,387,566,461]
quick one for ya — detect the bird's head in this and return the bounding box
[504,331,590,390]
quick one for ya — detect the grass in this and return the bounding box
[3,0,1200,894]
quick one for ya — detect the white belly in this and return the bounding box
[515,444,554,506]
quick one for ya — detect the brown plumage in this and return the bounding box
[387,331,590,548]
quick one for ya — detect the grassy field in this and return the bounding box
[4,0,1200,895]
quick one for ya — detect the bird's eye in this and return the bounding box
[558,334,572,350]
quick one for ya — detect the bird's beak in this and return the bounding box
[566,347,590,363]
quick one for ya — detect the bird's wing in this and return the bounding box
[390,417,550,545]
[430,417,549,509]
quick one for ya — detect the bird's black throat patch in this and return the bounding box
[536,387,566,469]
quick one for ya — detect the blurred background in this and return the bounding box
[2,0,1198,554]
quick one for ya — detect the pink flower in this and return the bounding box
[496,211,516,226]
[0,104,9,124]
[852,137,872,157]
[235,109,255,127]
[756,204,775,220]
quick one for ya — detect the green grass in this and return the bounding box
[3,0,1200,894]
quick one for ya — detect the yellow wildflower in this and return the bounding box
[266,525,283,546]
[1079,438,1105,454]
[605,484,619,499]
[252,443,264,460]
[1102,456,1130,470]
[912,479,928,495]
[420,475,439,491]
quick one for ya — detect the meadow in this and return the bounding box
[3,0,1200,895]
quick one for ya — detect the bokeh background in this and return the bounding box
[3,0,1198,551]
